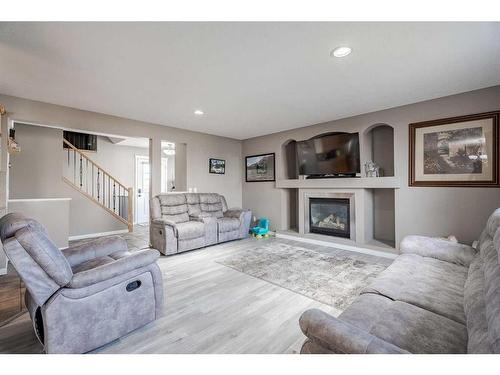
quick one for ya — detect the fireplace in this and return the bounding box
[309,198,350,238]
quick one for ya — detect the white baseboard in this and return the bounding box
[0,267,6,276]
[69,229,129,241]
[276,232,398,260]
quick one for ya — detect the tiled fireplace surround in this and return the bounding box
[298,188,372,244]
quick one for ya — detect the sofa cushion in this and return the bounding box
[200,193,224,218]
[15,225,73,286]
[400,235,476,266]
[158,194,189,223]
[339,293,468,354]
[185,193,202,216]
[464,256,491,353]
[178,236,205,252]
[362,254,467,324]
[486,208,500,238]
[71,255,115,273]
[217,217,240,233]
[482,232,500,353]
[175,221,205,240]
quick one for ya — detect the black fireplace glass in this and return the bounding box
[309,198,350,238]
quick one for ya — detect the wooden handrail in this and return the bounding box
[63,139,128,190]
[62,138,134,232]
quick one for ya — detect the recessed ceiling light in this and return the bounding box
[331,46,352,58]
[194,110,204,116]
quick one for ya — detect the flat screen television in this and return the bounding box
[296,132,360,177]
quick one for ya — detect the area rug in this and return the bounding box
[216,241,388,310]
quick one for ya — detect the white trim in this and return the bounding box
[8,198,72,202]
[0,267,7,276]
[276,232,398,260]
[135,154,150,224]
[69,229,128,241]
[12,119,149,144]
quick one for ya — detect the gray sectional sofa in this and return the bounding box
[150,193,252,255]
[299,208,500,354]
[0,212,164,354]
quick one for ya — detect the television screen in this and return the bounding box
[296,133,360,176]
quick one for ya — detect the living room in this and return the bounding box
[1,1,500,374]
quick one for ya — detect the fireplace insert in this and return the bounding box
[309,198,350,238]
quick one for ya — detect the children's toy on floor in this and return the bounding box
[251,217,270,238]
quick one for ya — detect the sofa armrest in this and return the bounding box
[62,236,128,267]
[224,208,247,220]
[299,309,408,354]
[400,235,476,267]
[152,218,178,235]
[152,218,177,227]
[67,249,160,289]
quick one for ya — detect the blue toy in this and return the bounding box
[251,217,270,238]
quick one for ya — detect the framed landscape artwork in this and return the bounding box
[209,158,225,174]
[409,111,499,187]
[245,153,275,182]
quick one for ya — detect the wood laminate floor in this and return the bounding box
[0,230,391,354]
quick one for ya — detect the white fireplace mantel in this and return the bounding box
[276,176,400,189]
[298,188,373,245]
[302,191,356,241]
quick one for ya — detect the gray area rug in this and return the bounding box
[217,241,388,310]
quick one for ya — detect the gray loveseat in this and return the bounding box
[150,193,252,255]
[0,213,164,354]
[299,208,500,354]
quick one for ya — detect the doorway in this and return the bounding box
[135,155,150,224]
[135,155,170,223]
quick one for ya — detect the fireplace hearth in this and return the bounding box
[309,197,350,238]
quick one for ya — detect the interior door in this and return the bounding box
[135,155,150,224]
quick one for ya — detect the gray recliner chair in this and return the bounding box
[0,213,164,354]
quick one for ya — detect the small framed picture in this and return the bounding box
[409,111,499,187]
[209,158,225,174]
[245,153,276,182]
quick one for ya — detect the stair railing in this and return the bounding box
[62,138,134,232]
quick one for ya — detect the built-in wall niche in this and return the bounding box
[363,124,394,177]
[282,139,298,179]
[281,132,362,179]
[286,188,298,231]
[371,188,395,247]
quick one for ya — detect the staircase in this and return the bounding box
[62,139,134,232]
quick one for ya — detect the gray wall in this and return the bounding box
[174,143,188,192]
[1,92,243,219]
[8,199,70,248]
[9,124,151,236]
[2,93,243,237]
[242,85,500,247]
[91,136,149,189]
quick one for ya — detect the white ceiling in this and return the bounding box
[104,136,175,149]
[1,22,500,140]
